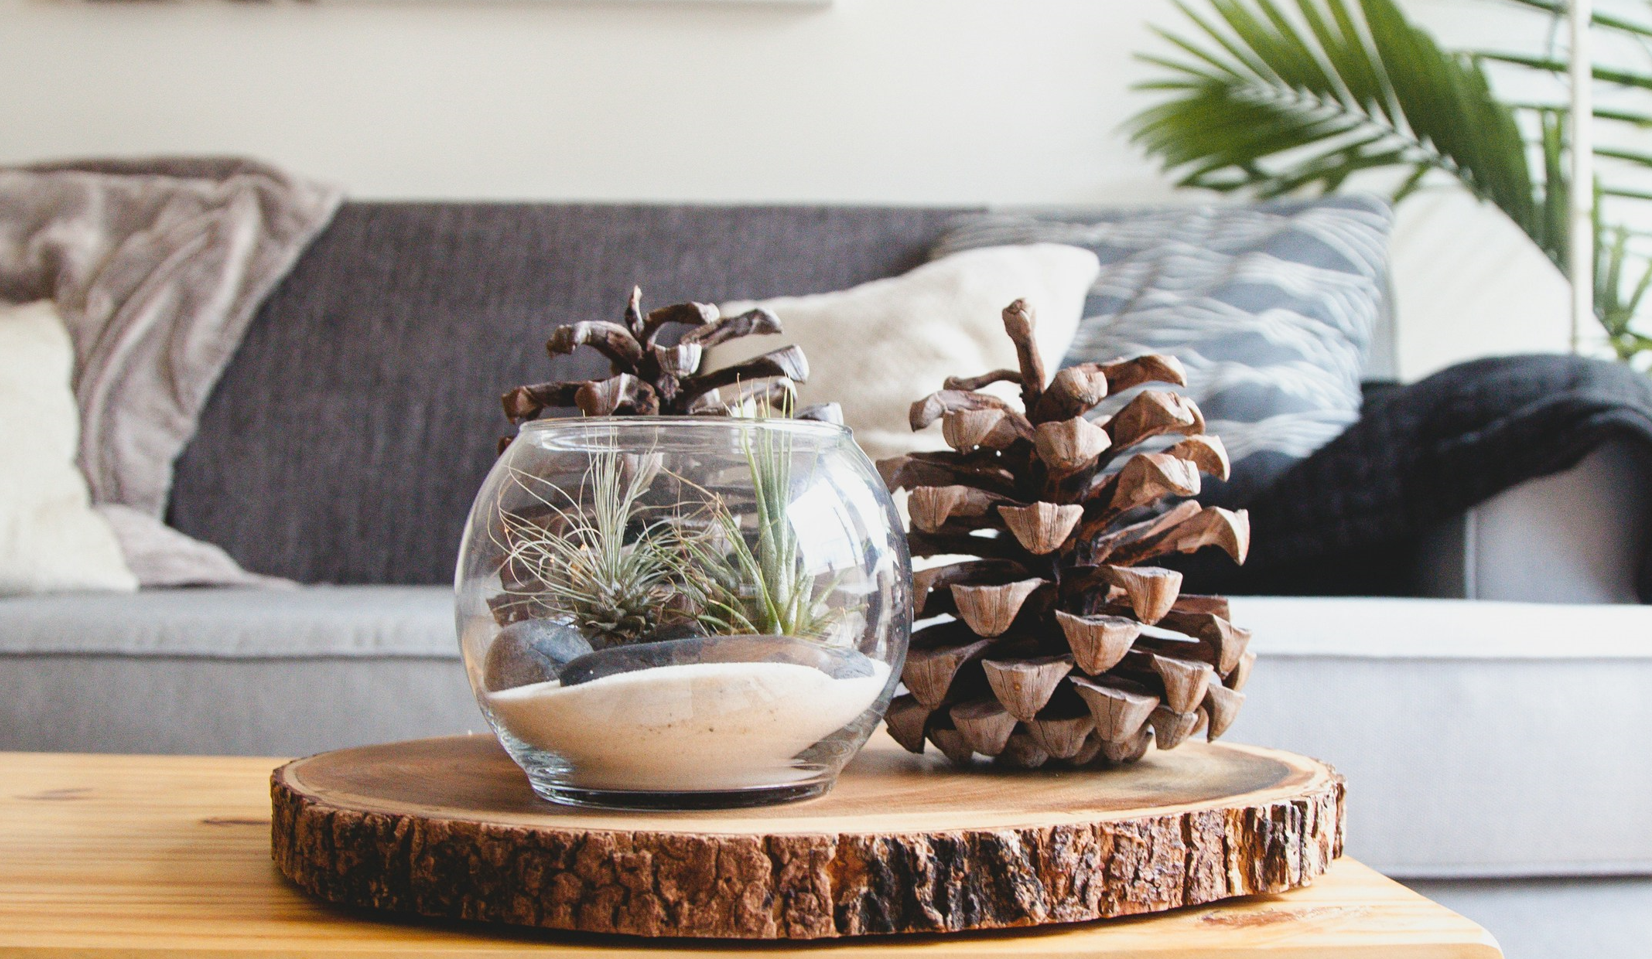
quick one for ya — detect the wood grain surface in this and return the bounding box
[268,733,1349,938]
[0,743,1501,957]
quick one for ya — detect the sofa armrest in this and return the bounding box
[1415,439,1652,603]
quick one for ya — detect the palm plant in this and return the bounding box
[1128,0,1652,368]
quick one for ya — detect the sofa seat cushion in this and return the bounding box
[0,585,456,657]
[1231,596,1652,878]
[0,586,470,757]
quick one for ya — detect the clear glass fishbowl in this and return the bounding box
[455,417,911,809]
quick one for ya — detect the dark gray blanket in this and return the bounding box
[1177,354,1652,601]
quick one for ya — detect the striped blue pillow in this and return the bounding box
[931,195,1393,504]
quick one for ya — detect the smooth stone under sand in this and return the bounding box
[486,658,891,791]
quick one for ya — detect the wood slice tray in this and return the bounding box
[270,733,1344,940]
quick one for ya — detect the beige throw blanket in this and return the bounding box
[0,158,342,587]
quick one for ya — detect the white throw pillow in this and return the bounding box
[0,301,138,595]
[715,243,1102,461]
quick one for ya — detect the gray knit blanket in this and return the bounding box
[0,158,341,586]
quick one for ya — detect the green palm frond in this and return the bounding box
[1129,0,1545,233]
[1130,0,1652,367]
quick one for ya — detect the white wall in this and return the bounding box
[0,0,1580,378]
[1,0,1184,205]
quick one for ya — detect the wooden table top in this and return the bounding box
[0,748,1504,958]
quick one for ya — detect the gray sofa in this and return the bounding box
[3,202,1648,959]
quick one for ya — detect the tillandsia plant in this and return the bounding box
[689,400,846,641]
[490,447,716,646]
[1128,0,1652,368]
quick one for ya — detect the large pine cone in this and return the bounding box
[879,299,1253,768]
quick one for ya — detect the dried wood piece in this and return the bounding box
[1070,675,1160,743]
[1203,684,1245,741]
[575,374,660,416]
[503,289,801,422]
[1157,610,1252,675]
[877,451,1019,497]
[1149,654,1215,714]
[637,300,716,346]
[623,284,646,336]
[1103,390,1203,451]
[1068,733,1104,766]
[982,654,1074,722]
[883,695,931,754]
[1163,506,1251,564]
[1055,610,1141,673]
[995,728,1050,769]
[649,342,704,404]
[1001,299,1047,408]
[1094,452,1202,519]
[951,578,1046,637]
[1029,712,1095,760]
[1227,649,1257,691]
[1100,726,1153,763]
[683,376,796,415]
[1149,706,1200,750]
[675,306,780,349]
[796,402,844,424]
[1107,506,1251,568]
[911,560,1029,619]
[927,725,976,766]
[1090,565,1183,625]
[274,736,1344,938]
[1031,365,1111,422]
[944,368,1021,392]
[998,502,1084,555]
[903,637,995,708]
[908,389,1021,431]
[941,408,1030,451]
[678,346,809,403]
[1083,500,1202,566]
[651,341,703,377]
[1172,594,1231,618]
[1096,353,1188,392]
[1130,633,1221,672]
[1165,434,1232,481]
[501,381,583,423]
[908,485,1015,534]
[545,321,645,369]
[948,699,1018,756]
[1033,415,1112,473]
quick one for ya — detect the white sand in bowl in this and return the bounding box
[486,659,891,791]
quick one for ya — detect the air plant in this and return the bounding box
[688,419,846,641]
[490,447,713,646]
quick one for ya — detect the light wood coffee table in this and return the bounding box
[0,748,1502,957]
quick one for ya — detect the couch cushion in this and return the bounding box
[0,586,467,756]
[1231,596,1652,878]
[0,586,453,657]
[167,203,969,586]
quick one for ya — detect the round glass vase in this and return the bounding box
[455,417,911,810]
